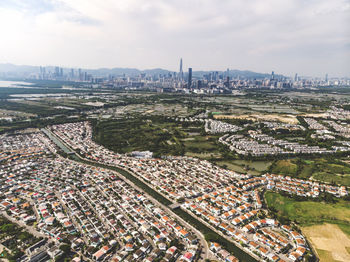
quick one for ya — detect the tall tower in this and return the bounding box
[325,74,328,83]
[55,66,60,78]
[271,71,275,80]
[294,73,298,82]
[188,68,192,88]
[179,58,183,81]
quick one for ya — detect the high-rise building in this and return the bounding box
[179,58,183,81]
[271,71,275,80]
[325,74,328,82]
[78,69,82,81]
[188,68,192,88]
[39,66,46,79]
[55,66,60,77]
[294,73,298,82]
[225,76,230,87]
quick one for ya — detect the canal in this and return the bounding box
[41,128,79,160]
[43,128,257,262]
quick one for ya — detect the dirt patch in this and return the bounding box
[213,114,298,124]
[302,113,329,118]
[302,224,350,262]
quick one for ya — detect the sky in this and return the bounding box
[0,0,349,77]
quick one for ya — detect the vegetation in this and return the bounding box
[265,191,350,233]
[268,158,350,186]
[77,158,172,206]
[92,117,224,158]
[0,216,42,261]
[173,209,257,262]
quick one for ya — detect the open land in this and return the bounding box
[302,224,350,262]
[1,80,350,261]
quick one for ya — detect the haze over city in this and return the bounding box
[2,1,350,262]
[0,0,349,77]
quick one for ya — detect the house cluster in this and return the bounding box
[0,132,201,261]
[176,117,205,123]
[182,179,305,262]
[303,118,327,130]
[334,140,350,152]
[303,117,350,140]
[261,122,305,131]
[127,157,239,201]
[310,130,335,141]
[46,122,349,261]
[264,174,348,198]
[0,132,53,163]
[219,134,286,156]
[209,242,238,262]
[303,118,339,140]
[175,111,208,123]
[205,119,242,134]
[324,120,350,138]
[326,106,350,120]
[250,132,334,155]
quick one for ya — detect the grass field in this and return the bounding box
[265,192,350,261]
[302,224,350,262]
[215,160,271,175]
[92,118,224,158]
[264,191,350,225]
[269,159,298,175]
[268,158,350,186]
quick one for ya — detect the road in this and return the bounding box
[44,128,216,261]
[1,212,48,240]
[181,208,263,261]
[94,182,156,249]
[55,191,89,245]
[84,159,212,261]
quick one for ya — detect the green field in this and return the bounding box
[265,191,350,261]
[268,158,350,186]
[265,191,350,231]
[92,117,224,158]
[215,160,271,175]
[0,216,41,261]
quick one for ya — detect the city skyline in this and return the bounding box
[0,61,344,81]
[0,0,349,77]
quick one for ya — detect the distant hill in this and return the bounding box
[0,63,280,79]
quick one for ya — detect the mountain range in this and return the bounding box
[0,63,279,79]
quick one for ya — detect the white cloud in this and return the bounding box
[0,0,349,76]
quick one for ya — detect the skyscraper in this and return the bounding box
[271,71,275,80]
[225,76,230,88]
[294,73,298,82]
[39,66,46,79]
[179,58,183,81]
[78,68,82,81]
[55,66,60,78]
[188,68,192,88]
[325,74,328,82]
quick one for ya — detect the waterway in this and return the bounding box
[43,129,257,262]
[41,128,79,160]
[0,80,33,88]
[173,208,258,262]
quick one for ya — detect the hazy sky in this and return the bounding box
[0,0,349,77]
